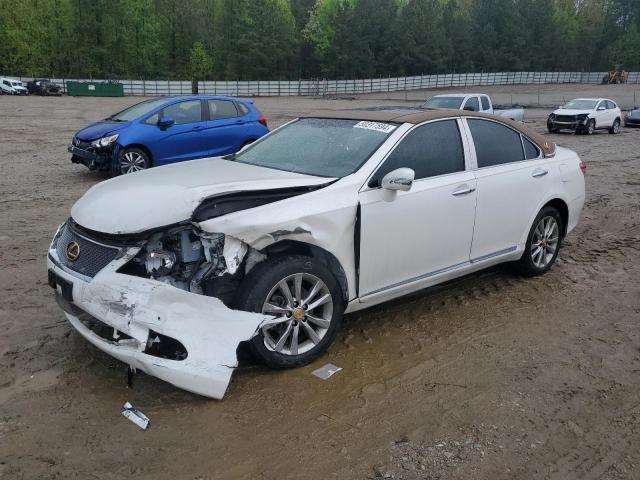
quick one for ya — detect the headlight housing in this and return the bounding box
[91,133,119,148]
[548,113,555,120]
[577,114,589,124]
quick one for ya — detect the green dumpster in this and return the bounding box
[67,81,124,97]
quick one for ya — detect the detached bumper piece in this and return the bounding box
[47,227,271,399]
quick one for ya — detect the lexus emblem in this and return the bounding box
[66,241,80,261]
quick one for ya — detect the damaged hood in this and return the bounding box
[75,120,130,141]
[552,109,594,116]
[71,158,333,234]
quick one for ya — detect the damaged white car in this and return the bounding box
[48,110,586,399]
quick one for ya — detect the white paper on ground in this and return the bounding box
[312,363,342,380]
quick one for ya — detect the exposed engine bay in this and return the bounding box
[123,225,266,306]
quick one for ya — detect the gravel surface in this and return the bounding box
[1,83,639,479]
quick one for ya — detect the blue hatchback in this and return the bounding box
[68,95,269,175]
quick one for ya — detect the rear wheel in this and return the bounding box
[609,118,621,134]
[118,147,150,175]
[515,206,562,277]
[234,254,344,369]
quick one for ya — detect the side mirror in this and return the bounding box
[381,168,415,192]
[463,105,476,111]
[158,117,175,129]
[597,107,605,111]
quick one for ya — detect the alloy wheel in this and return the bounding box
[531,216,559,268]
[120,151,147,174]
[260,273,333,356]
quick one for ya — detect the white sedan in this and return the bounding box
[547,98,622,134]
[47,110,585,398]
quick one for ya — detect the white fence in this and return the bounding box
[10,71,640,97]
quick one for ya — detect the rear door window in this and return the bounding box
[163,100,202,125]
[468,119,525,168]
[208,100,239,120]
[481,96,490,110]
[371,119,465,186]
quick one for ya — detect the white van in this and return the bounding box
[1,77,28,95]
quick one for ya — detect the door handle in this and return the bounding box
[192,125,203,131]
[452,185,476,196]
[235,120,245,124]
[532,169,548,178]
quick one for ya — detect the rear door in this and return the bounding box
[142,99,209,164]
[205,99,248,156]
[464,118,555,261]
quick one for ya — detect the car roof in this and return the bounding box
[159,95,251,103]
[302,109,555,157]
[431,93,486,98]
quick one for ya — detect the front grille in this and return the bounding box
[54,222,121,278]
[72,137,93,150]
[554,115,577,123]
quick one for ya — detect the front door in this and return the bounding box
[358,119,477,297]
[148,99,209,164]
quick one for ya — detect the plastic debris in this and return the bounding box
[312,363,342,380]
[122,401,150,430]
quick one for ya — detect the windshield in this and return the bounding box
[12,81,22,87]
[109,98,168,122]
[563,99,598,110]
[423,96,464,109]
[233,118,397,178]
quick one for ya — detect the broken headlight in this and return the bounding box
[91,133,119,148]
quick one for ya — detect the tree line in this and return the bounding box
[1,0,639,81]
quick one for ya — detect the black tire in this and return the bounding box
[609,118,621,134]
[234,254,344,369]
[585,119,595,135]
[515,206,563,277]
[117,147,151,175]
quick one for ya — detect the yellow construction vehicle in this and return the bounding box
[602,65,627,84]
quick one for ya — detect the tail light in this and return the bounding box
[579,162,587,174]
[258,111,268,128]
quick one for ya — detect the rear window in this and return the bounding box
[468,119,525,168]
[481,96,490,110]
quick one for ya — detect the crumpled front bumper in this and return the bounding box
[68,144,118,171]
[47,243,271,399]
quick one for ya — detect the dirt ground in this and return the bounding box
[1,83,640,480]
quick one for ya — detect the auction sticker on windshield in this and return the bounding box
[353,121,397,133]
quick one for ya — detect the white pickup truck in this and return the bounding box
[423,93,524,121]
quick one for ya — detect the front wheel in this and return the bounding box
[118,147,150,175]
[234,254,344,369]
[609,118,621,134]
[585,119,595,135]
[515,206,562,277]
